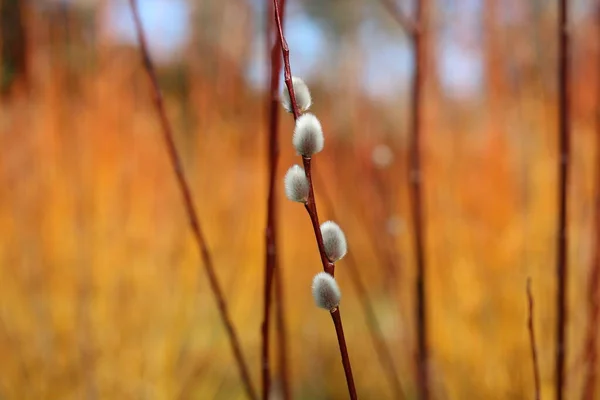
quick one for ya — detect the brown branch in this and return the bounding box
[315,168,406,399]
[262,0,290,397]
[377,1,429,397]
[527,278,541,400]
[331,308,358,399]
[274,261,291,400]
[556,1,570,399]
[272,0,356,397]
[302,158,335,276]
[583,7,600,399]
[127,2,257,399]
[409,0,429,399]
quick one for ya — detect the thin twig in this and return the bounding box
[274,264,291,400]
[272,0,356,397]
[527,278,541,400]
[127,2,257,399]
[556,1,570,399]
[583,6,600,399]
[315,169,406,399]
[409,0,429,398]
[331,308,357,398]
[262,0,290,397]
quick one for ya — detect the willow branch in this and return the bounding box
[583,6,600,399]
[272,0,356,397]
[128,1,257,399]
[262,0,290,397]
[555,1,570,399]
[409,0,429,398]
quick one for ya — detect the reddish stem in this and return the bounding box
[272,0,356,396]
[527,278,541,400]
[262,0,290,398]
[410,0,429,398]
[331,308,358,400]
[583,6,600,399]
[128,1,257,399]
[274,259,291,400]
[302,157,335,276]
[556,0,570,399]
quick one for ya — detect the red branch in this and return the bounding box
[527,278,541,400]
[409,0,429,399]
[128,1,257,399]
[262,0,290,398]
[380,0,428,397]
[331,308,357,399]
[583,6,600,398]
[555,1,570,399]
[272,0,356,397]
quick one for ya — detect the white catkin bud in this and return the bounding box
[284,165,309,203]
[293,113,324,157]
[320,221,347,262]
[282,76,312,113]
[312,272,341,311]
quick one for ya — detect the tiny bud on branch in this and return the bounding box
[284,165,310,203]
[312,272,341,311]
[320,221,348,262]
[293,113,324,157]
[282,76,312,113]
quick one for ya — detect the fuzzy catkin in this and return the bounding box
[293,113,324,157]
[320,221,348,262]
[282,76,312,113]
[284,165,309,202]
[312,272,341,311]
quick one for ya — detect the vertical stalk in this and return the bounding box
[128,1,257,398]
[272,0,356,397]
[410,1,429,399]
[555,1,570,399]
[583,6,600,399]
[331,308,358,399]
[262,0,290,398]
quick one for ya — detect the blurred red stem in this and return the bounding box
[527,278,541,400]
[556,1,570,399]
[409,0,429,398]
[262,0,290,397]
[272,0,356,396]
[128,1,257,399]
[583,6,600,399]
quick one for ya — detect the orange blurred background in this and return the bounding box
[0,0,599,399]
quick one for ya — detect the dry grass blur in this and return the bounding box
[0,0,599,399]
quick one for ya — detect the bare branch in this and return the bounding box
[127,1,257,399]
[262,0,290,398]
[555,1,570,399]
[272,0,356,397]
